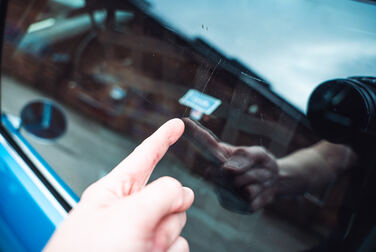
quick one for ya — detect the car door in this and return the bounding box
[1,0,376,251]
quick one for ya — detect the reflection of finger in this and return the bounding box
[154,212,187,251]
[234,169,272,186]
[251,188,275,211]
[167,237,189,252]
[182,117,227,162]
[182,117,220,145]
[129,177,194,227]
[106,119,184,194]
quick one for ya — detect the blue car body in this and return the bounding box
[0,117,77,251]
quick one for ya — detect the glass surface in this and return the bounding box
[1,0,376,251]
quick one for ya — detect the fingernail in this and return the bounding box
[183,187,194,204]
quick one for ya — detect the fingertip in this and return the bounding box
[167,237,189,252]
[174,118,185,135]
[165,118,185,145]
[182,187,195,208]
[168,118,184,129]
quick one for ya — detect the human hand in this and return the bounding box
[182,118,278,211]
[44,119,194,252]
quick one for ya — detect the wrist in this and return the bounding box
[275,158,307,196]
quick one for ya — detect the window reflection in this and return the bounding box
[2,0,376,251]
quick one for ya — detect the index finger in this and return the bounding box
[105,118,185,194]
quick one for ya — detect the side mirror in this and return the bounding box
[20,100,67,141]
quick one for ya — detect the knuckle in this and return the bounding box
[143,143,168,167]
[143,148,161,165]
[152,150,165,166]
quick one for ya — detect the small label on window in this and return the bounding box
[179,89,221,115]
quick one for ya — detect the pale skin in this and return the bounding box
[182,118,356,211]
[44,118,194,252]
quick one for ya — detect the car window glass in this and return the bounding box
[2,0,376,251]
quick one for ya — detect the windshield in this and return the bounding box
[1,0,376,251]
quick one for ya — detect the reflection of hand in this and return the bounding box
[223,146,279,211]
[182,118,278,211]
[44,119,194,252]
